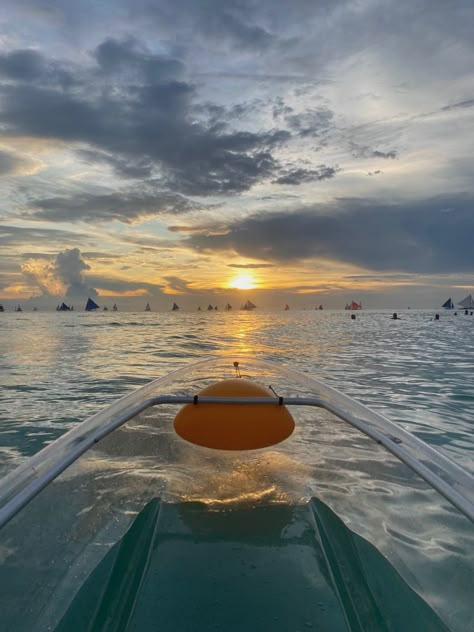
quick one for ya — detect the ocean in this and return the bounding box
[1,308,473,475]
[1,308,473,630]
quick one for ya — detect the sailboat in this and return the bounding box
[57,302,71,312]
[0,305,4,312]
[225,303,232,311]
[85,298,100,311]
[458,294,474,309]
[207,304,214,311]
[197,306,201,311]
[15,305,22,312]
[145,303,151,312]
[350,301,362,310]
[113,304,118,311]
[318,305,323,310]
[442,298,454,309]
[241,300,256,311]
[284,304,290,311]
[172,303,179,311]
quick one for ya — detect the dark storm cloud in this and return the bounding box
[30,189,203,223]
[0,39,291,197]
[273,165,339,185]
[187,195,474,274]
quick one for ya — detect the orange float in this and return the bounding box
[174,378,295,450]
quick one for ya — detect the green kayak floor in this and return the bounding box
[55,498,448,632]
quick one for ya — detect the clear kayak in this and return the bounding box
[0,357,473,631]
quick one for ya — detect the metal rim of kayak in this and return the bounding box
[0,390,473,529]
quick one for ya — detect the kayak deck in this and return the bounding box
[55,498,448,632]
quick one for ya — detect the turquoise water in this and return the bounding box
[0,309,473,630]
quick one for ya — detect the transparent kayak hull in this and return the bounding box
[0,357,472,631]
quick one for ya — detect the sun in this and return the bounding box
[228,273,256,290]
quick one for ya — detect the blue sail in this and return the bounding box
[442,298,454,309]
[85,298,100,311]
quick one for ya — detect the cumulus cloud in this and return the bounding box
[52,248,98,297]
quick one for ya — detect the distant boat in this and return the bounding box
[225,303,232,311]
[57,302,71,312]
[241,300,256,311]
[284,304,290,311]
[103,306,108,311]
[15,305,23,312]
[442,298,454,310]
[172,302,179,311]
[214,306,218,310]
[113,304,118,311]
[33,307,38,312]
[346,301,362,310]
[145,303,151,312]
[207,304,214,311]
[344,303,351,310]
[0,305,4,312]
[458,294,474,309]
[85,298,100,311]
[197,306,201,311]
[318,305,323,310]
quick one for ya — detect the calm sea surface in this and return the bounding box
[1,309,473,475]
[1,308,473,630]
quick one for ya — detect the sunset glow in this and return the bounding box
[228,274,257,291]
[0,2,472,310]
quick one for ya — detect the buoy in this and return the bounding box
[174,379,295,450]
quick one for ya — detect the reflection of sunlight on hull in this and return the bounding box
[163,450,312,507]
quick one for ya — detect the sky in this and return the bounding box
[0,0,473,310]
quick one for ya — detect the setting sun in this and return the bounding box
[228,273,256,290]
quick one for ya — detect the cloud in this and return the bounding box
[162,276,193,294]
[187,194,474,273]
[52,248,98,297]
[350,143,398,160]
[227,263,275,269]
[0,39,291,196]
[29,188,204,223]
[0,224,89,247]
[440,98,474,112]
[273,165,339,185]
[0,150,28,175]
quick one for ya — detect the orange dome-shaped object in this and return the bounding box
[174,378,295,450]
